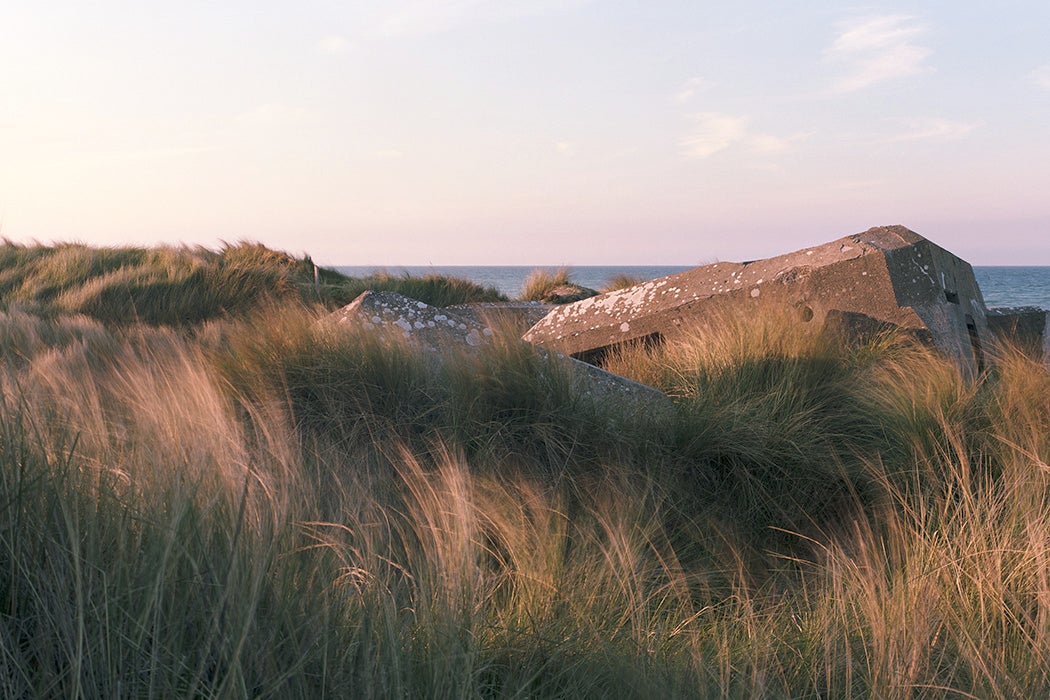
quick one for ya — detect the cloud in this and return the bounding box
[746,133,794,155]
[680,113,801,159]
[884,118,983,142]
[674,77,710,104]
[373,0,590,38]
[826,15,931,92]
[317,35,352,55]
[680,113,747,158]
[235,103,314,128]
[1031,64,1050,90]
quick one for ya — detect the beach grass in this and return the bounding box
[600,272,644,293]
[1,243,1050,697]
[329,270,507,307]
[519,267,598,303]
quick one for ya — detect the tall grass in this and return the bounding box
[2,291,1050,696]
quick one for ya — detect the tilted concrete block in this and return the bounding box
[523,225,993,375]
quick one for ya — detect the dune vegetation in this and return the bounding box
[0,240,504,324]
[1,241,1050,697]
[519,267,597,304]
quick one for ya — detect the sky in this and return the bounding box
[1,1,1048,266]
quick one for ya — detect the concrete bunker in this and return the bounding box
[523,225,995,376]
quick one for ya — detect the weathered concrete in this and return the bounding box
[332,290,494,353]
[331,290,673,417]
[986,306,1050,360]
[536,283,598,304]
[524,225,992,374]
[446,301,555,331]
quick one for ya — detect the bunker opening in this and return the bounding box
[573,332,666,367]
[965,314,985,374]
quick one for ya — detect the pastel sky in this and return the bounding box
[1,1,1048,265]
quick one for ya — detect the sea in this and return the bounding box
[334,265,1050,310]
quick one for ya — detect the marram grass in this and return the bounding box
[1,251,1050,696]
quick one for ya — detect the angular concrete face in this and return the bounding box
[330,290,673,418]
[523,226,992,375]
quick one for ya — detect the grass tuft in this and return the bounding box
[520,267,597,303]
[600,273,644,293]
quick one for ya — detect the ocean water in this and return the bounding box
[973,267,1050,309]
[334,265,1050,310]
[335,266,692,298]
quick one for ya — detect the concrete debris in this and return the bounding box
[331,290,493,353]
[330,290,674,418]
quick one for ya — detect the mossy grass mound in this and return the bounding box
[0,240,506,325]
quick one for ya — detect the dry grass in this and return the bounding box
[600,273,644,293]
[2,290,1050,696]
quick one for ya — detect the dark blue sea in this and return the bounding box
[334,265,1050,310]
